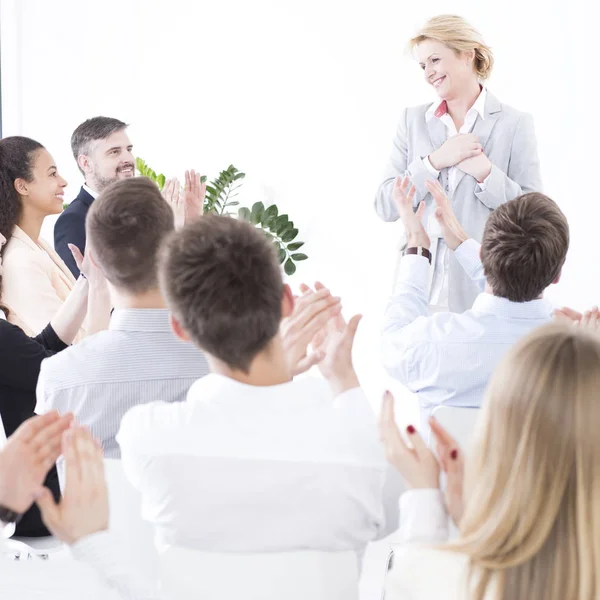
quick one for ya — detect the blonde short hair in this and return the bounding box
[409,15,494,81]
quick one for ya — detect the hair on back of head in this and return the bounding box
[159,214,284,372]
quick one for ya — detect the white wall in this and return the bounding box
[1,0,599,416]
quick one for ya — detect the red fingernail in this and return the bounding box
[407,425,416,434]
[451,449,458,460]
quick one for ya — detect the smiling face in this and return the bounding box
[415,39,478,101]
[79,129,135,193]
[14,148,67,218]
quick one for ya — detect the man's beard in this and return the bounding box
[94,163,135,192]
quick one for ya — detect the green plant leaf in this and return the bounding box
[157,174,166,190]
[287,242,304,251]
[291,253,308,261]
[278,247,286,263]
[263,205,278,222]
[238,207,252,221]
[281,228,298,243]
[284,259,296,276]
[274,215,289,231]
[278,221,294,236]
[200,175,207,183]
[250,202,265,225]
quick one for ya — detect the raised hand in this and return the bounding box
[0,412,73,514]
[429,415,465,525]
[68,244,107,289]
[553,307,583,324]
[429,133,482,171]
[378,391,440,489]
[162,178,185,229]
[577,306,600,333]
[281,283,342,376]
[183,169,206,222]
[393,176,429,248]
[36,426,109,545]
[426,180,469,251]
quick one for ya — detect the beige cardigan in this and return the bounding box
[1,226,85,338]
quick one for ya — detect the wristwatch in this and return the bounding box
[0,505,22,525]
[403,246,432,264]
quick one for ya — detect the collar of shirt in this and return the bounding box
[83,184,99,199]
[471,293,553,320]
[425,86,487,124]
[0,309,5,320]
[109,308,174,333]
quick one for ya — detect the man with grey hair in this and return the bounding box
[55,116,134,277]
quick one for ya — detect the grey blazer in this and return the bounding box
[375,91,542,312]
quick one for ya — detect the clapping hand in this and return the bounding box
[162,170,206,229]
[68,244,107,289]
[302,283,361,395]
[429,416,465,526]
[281,283,342,375]
[576,306,600,333]
[426,180,469,251]
[37,426,109,545]
[378,392,440,489]
[0,412,73,514]
[393,176,429,249]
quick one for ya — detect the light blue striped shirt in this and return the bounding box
[36,308,209,458]
[382,240,553,428]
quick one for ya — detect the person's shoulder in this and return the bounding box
[386,545,470,599]
[404,102,433,121]
[487,91,532,123]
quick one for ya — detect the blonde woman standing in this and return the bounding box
[376,15,541,313]
[380,320,600,599]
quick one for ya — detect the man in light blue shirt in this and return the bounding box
[382,177,569,427]
[37,178,209,458]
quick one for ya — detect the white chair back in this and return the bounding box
[103,459,159,575]
[159,546,359,600]
[429,405,480,452]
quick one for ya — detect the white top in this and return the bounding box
[117,374,402,554]
[386,489,495,600]
[382,239,553,429]
[422,88,489,308]
[0,531,159,599]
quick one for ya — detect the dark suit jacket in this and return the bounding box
[0,320,67,536]
[54,186,95,278]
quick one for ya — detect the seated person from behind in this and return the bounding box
[36,177,209,458]
[117,215,401,556]
[381,177,569,428]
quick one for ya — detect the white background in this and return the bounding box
[1,0,599,414]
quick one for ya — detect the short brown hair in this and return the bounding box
[481,193,569,302]
[87,178,174,294]
[159,215,284,372]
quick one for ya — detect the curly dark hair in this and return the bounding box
[0,136,45,315]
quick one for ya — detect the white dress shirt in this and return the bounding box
[36,309,209,458]
[117,374,403,556]
[385,489,496,599]
[382,239,553,429]
[422,88,489,309]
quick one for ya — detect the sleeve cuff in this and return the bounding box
[454,239,483,279]
[399,488,449,543]
[394,254,431,295]
[477,170,491,190]
[422,156,440,178]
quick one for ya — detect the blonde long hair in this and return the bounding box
[449,323,600,599]
[409,15,494,81]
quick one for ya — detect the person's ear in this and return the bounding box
[77,154,91,174]
[463,49,475,66]
[170,314,191,342]
[281,284,294,318]
[13,178,29,196]
[552,268,563,285]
